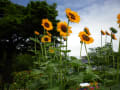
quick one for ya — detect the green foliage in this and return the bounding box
[15,54,34,70]
[0,0,60,86]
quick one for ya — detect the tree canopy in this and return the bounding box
[0,0,60,85]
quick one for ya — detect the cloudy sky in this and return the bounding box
[11,0,120,57]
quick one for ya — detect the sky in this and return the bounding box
[11,0,120,57]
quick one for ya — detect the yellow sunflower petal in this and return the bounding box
[34,31,40,35]
[57,21,72,36]
[65,8,80,23]
[112,34,117,40]
[117,13,120,20]
[78,31,94,44]
[101,30,106,35]
[105,31,110,36]
[117,19,120,24]
[41,35,51,43]
[49,48,54,53]
[41,19,53,31]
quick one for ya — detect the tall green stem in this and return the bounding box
[35,35,37,54]
[101,33,103,57]
[65,20,70,59]
[80,42,83,59]
[101,33,102,48]
[117,56,119,82]
[111,33,115,69]
[60,37,63,86]
[117,25,120,82]
[84,43,91,66]
[105,35,107,45]
[40,42,43,57]
[44,29,47,59]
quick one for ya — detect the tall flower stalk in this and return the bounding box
[65,8,80,58]
[84,43,91,65]
[101,30,106,48]
[78,31,94,66]
[117,14,120,81]
[80,42,83,58]
[65,20,70,59]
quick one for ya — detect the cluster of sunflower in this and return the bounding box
[78,27,94,44]
[33,8,81,54]
[101,29,117,40]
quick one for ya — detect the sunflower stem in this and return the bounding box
[40,37,43,57]
[44,29,47,59]
[101,33,102,55]
[105,35,107,45]
[35,35,37,55]
[60,37,63,86]
[111,32,116,80]
[66,20,70,59]
[80,42,83,59]
[117,56,119,82]
[84,43,91,66]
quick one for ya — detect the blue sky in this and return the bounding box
[11,0,120,57]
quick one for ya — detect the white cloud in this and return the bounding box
[64,0,120,57]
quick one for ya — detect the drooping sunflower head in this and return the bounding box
[57,21,72,36]
[34,31,40,35]
[41,35,51,43]
[84,27,91,35]
[101,30,106,35]
[110,27,117,33]
[78,31,94,44]
[105,31,110,36]
[65,8,80,23]
[41,19,53,31]
[112,34,117,40]
[117,13,120,20]
[46,31,52,37]
[117,19,120,24]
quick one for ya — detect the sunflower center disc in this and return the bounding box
[45,23,49,28]
[61,25,67,32]
[82,35,90,41]
[44,37,48,41]
[69,13,75,20]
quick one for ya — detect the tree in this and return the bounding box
[0,0,59,87]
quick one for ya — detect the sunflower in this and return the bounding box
[117,19,120,24]
[49,48,55,53]
[105,31,110,36]
[46,31,52,37]
[41,35,51,43]
[117,13,120,20]
[84,27,91,35]
[41,19,53,31]
[112,34,117,40]
[110,27,117,33]
[78,31,94,44]
[101,30,106,35]
[34,31,40,35]
[57,21,72,36]
[65,8,80,23]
